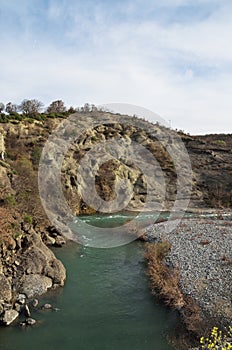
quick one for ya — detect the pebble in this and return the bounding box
[31,299,39,308]
[26,318,36,326]
[145,218,232,325]
[42,303,53,310]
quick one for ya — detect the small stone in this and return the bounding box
[32,299,39,308]
[46,235,56,246]
[42,303,53,310]
[55,236,66,247]
[26,318,36,326]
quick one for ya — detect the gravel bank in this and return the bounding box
[145,218,232,326]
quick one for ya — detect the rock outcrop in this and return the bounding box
[0,111,231,326]
[0,114,231,217]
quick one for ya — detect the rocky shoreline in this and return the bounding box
[0,209,66,326]
[144,217,232,333]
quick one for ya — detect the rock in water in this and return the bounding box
[2,309,19,326]
[32,299,39,308]
[26,318,36,326]
[42,303,53,310]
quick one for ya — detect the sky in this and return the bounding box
[0,0,232,134]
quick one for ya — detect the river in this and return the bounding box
[0,214,180,350]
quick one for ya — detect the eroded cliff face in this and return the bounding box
[0,113,231,218]
[61,120,186,214]
[60,115,231,214]
[183,134,232,207]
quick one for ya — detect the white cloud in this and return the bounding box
[0,1,232,134]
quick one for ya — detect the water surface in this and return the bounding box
[0,218,178,350]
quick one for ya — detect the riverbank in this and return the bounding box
[144,218,232,337]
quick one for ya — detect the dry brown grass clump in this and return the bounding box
[144,241,185,309]
[144,240,207,338]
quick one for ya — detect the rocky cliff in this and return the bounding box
[0,120,66,325]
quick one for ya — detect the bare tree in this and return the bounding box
[83,103,90,112]
[67,106,76,114]
[47,100,66,114]
[5,102,18,114]
[19,99,43,116]
[0,103,5,113]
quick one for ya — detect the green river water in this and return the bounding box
[0,214,181,350]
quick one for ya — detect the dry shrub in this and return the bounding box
[180,296,206,335]
[0,207,20,246]
[144,241,185,309]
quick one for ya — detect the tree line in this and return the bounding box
[0,99,101,119]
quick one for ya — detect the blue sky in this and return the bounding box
[0,0,232,134]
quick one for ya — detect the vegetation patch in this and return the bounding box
[144,241,184,309]
[144,240,209,341]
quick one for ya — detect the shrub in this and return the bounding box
[47,113,56,119]
[4,195,17,207]
[31,146,42,167]
[144,241,184,309]
[24,214,33,225]
[0,114,9,123]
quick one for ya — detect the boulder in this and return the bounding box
[19,274,53,299]
[45,235,56,246]
[44,259,66,286]
[18,232,66,287]
[2,309,19,326]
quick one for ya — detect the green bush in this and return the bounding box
[31,146,42,167]
[47,113,56,118]
[0,114,9,123]
[4,195,17,207]
[24,214,33,225]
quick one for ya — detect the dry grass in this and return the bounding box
[144,240,208,339]
[144,241,185,309]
